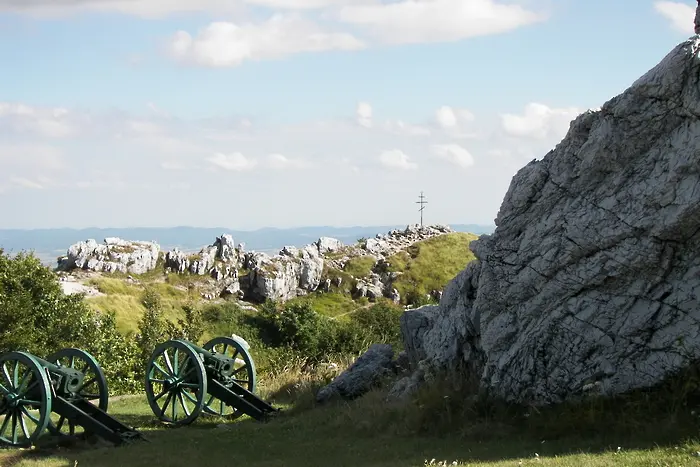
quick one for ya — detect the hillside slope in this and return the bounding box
[66,226,478,335]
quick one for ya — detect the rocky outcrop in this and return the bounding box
[393,37,700,405]
[57,237,160,274]
[56,224,456,304]
[244,245,324,302]
[316,343,395,403]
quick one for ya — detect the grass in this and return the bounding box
[388,232,478,302]
[284,292,368,318]
[342,255,377,279]
[3,364,700,467]
[85,277,195,335]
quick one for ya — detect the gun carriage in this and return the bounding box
[145,336,279,426]
[0,348,142,448]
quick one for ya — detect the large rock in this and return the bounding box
[58,238,160,275]
[316,344,395,403]
[244,245,324,302]
[396,37,700,405]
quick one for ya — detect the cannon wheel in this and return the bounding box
[201,336,256,419]
[0,351,53,447]
[45,348,109,437]
[145,339,207,426]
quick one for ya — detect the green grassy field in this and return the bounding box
[2,385,699,467]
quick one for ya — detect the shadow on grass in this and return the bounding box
[4,365,700,467]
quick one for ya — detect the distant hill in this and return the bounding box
[0,223,495,267]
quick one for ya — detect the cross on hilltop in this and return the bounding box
[416,191,427,227]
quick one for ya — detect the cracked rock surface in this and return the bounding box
[396,37,700,405]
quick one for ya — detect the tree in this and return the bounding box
[0,249,140,394]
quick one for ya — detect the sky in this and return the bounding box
[0,0,697,230]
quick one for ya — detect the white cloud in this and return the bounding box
[337,0,546,45]
[169,15,365,67]
[379,149,417,170]
[265,153,306,169]
[0,143,63,170]
[246,0,351,8]
[431,143,475,169]
[10,177,44,190]
[0,0,247,18]
[356,101,373,128]
[0,102,74,138]
[160,161,188,170]
[207,152,258,171]
[383,120,431,136]
[435,105,475,129]
[653,1,696,33]
[0,98,586,228]
[500,103,581,140]
[0,0,354,17]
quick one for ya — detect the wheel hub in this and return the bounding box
[6,392,20,408]
[164,377,181,390]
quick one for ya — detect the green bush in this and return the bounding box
[0,249,140,394]
[349,301,404,350]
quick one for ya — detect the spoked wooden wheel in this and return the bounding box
[45,348,109,437]
[0,352,52,447]
[145,340,207,427]
[201,336,256,419]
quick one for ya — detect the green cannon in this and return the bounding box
[0,348,143,448]
[145,336,279,426]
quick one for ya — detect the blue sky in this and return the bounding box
[0,0,696,229]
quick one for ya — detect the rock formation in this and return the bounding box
[57,237,160,275]
[57,224,455,303]
[316,343,395,403]
[393,37,700,405]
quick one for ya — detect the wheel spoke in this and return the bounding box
[177,392,191,417]
[152,387,169,402]
[12,361,19,388]
[163,350,174,374]
[233,365,248,375]
[0,411,11,438]
[0,382,10,396]
[20,407,39,425]
[173,350,179,375]
[11,412,18,444]
[181,390,197,404]
[171,391,178,420]
[18,412,30,439]
[160,392,174,417]
[152,362,170,377]
[177,357,190,377]
[79,377,97,392]
[2,363,13,389]
[15,371,31,394]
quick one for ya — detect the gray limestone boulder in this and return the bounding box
[395,36,700,405]
[316,344,395,403]
[58,238,160,275]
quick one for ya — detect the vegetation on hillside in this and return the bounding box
[4,234,700,467]
[387,232,478,303]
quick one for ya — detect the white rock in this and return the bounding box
[395,37,700,405]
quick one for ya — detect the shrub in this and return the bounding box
[0,249,140,394]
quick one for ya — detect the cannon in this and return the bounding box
[0,348,143,448]
[145,336,279,426]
